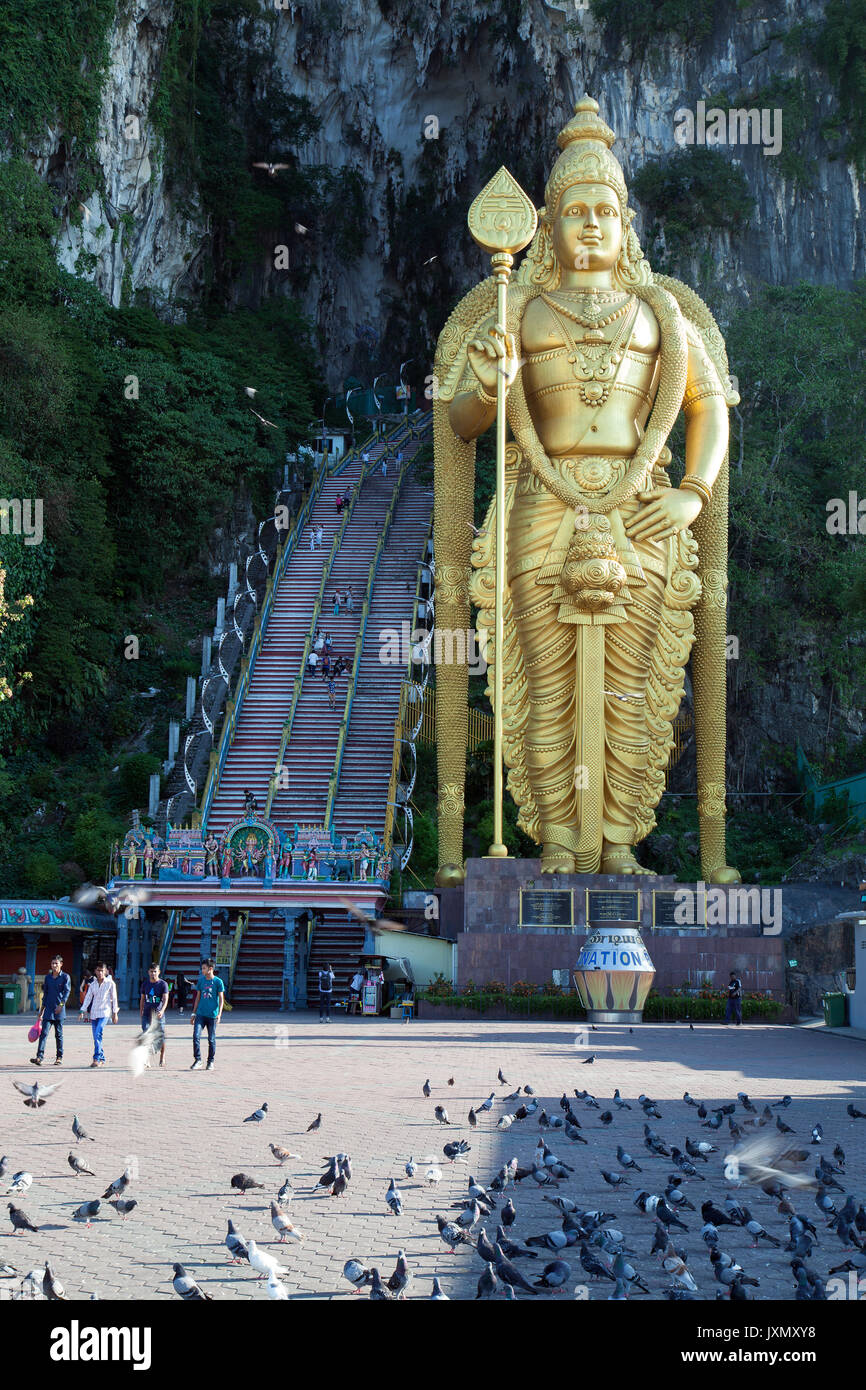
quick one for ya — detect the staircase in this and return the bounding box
[205,456,365,836]
[332,472,433,840]
[270,459,402,827]
[229,907,286,1008]
[307,910,366,1011]
[163,913,203,1007]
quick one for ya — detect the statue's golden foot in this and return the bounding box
[541,843,576,874]
[708,865,742,885]
[600,844,652,875]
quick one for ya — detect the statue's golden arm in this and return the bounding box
[450,388,496,442]
[680,329,728,495]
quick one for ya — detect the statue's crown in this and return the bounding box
[544,94,628,217]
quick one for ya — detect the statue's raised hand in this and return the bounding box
[467,322,520,397]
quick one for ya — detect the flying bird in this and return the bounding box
[252,162,290,177]
[12,1079,62,1109]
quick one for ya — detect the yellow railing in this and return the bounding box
[228,911,248,991]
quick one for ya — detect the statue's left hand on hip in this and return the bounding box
[624,486,702,543]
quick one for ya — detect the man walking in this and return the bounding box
[309,526,316,551]
[80,963,119,1068]
[190,959,224,1071]
[318,963,335,1022]
[345,587,354,613]
[725,971,743,1026]
[139,963,169,1068]
[316,524,323,548]
[31,955,70,1067]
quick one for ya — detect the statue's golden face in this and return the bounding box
[551,181,623,273]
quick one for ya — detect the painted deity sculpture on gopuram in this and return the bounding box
[433,96,740,884]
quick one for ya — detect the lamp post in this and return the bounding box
[373,373,387,441]
[399,359,415,417]
[345,386,363,452]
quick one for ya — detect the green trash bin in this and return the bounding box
[822,992,845,1028]
[1,982,20,1015]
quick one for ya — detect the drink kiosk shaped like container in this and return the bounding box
[574,919,656,1024]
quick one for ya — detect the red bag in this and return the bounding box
[27,1021,40,1043]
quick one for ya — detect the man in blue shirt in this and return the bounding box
[190,959,225,1071]
[139,963,170,1068]
[31,955,70,1066]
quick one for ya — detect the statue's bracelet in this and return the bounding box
[680,476,713,506]
[474,383,497,408]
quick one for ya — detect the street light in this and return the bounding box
[345,386,363,451]
[373,373,388,441]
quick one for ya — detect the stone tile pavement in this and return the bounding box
[1,1011,864,1301]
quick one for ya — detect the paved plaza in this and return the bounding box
[1,1012,864,1301]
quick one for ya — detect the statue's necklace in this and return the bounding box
[546,290,633,330]
[542,293,639,406]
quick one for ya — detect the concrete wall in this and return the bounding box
[370,929,455,988]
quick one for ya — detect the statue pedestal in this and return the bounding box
[454,858,785,1002]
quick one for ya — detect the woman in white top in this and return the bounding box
[80,963,119,1068]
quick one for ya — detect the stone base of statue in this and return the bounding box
[573,922,655,1023]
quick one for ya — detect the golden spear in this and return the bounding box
[467,168,537,857]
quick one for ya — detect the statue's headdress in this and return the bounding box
[544,94,629,218]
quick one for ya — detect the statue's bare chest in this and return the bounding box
[520,293,660,455]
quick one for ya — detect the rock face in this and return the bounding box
[32,0,866,362]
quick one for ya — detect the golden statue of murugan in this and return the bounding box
[433,96,740,884]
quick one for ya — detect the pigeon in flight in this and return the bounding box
[243,1103,269,1123]
[172,1263,212,1300]
[12,1079,62,1109]
[443,1140,471,1163]
[68,1153,95,1178]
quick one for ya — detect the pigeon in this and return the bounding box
[685,1137,715,1162]
[306,1113,322,1133]
[534,1258,571,1290]
[248,1239,285,1280]
[12,1079,62,1108]
[447,1077,455,1087]
[443,1140,471,1162]
[386,1250,411,1299]
[385,1178,403,1216]
[243,1103,269,1123]
[5,1172,32,1195]
[0,1158,7,1179]
[72,1200,101,1226]
[612,1089,631,1109]
[847,1104,866,1119]
[425,1166,442,1186]
[774,1095,792,1109]
[437,1216,472,1253]
[745,1218,780,1249]
[270,1201,302,1243]
[601,1170,628,1188]
[600,1111,614,1126]
[343,1259,371,1292]
[430,1277,449,1299]
[776,1115,795,1135]
[493,1243,539,1294]
[457,1201,482,1230]
[476,1262,499,1299]
[738,1093,757,1114]
[834,1144,846,1169]
[269,1143,300,1165]
[225,1219,249,1263]
[109,1199,138,1220]
[422,1080,431,1098]
[43,1262,67,1301]
[266,1270,289,1299]
[502,1198,517,1227]
[8,1203,38,1235]
[172,1263,212,1300]
[468,1108,478,1129]
[231,1173,264,1195]
[72,1116,94,1143]
[683,1092,699,1108]
[68,1153,95,1178]
[478,1093,495,1113]
[498,1069,509,1085]
[497,1115,515,1131]
[523,1085,535,1095]
[582,1055,595,1065]
[368,1268,391,1300]
[434,1105,451,1126]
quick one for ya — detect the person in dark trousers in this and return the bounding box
[725,972,743,1025]
[318,963,335,1022]
[190,959,225,1070]
[31,955,70,1066]
[139,963,169,1067]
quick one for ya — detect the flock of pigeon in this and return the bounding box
[4,1063,866,1300]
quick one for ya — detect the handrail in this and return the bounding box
[264,459,370,816]
[158,909,179,974]
[382,682,408,854]
[228,911,248,991]
[324,455,413,829]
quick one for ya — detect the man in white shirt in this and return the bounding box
[80,963,119,1068]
